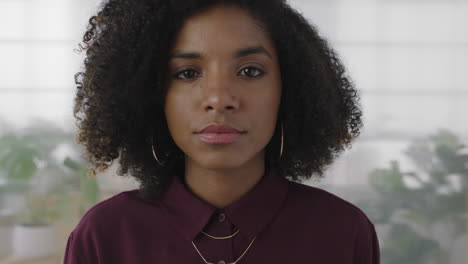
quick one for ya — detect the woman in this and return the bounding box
[65,0,380,263]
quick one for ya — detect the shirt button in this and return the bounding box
[218,261,226,264]
[218,213,226,222]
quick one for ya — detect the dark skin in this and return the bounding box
[74,0,363,203]
[164,5,282,208]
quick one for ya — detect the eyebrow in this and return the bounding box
[170,46,272,60]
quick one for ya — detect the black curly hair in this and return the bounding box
[73,0,363,200]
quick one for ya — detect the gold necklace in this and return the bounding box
[191,236,256,264]
[201,229,240,239]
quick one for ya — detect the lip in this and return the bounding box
[198,133,241,144]
[195,123,245,145]
[197,123,243,134]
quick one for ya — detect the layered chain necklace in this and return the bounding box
[191,225,256,264]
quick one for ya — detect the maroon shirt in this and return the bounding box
[64,167,380,263]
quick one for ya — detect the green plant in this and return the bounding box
[16,188,69,227]
[357,129,468,264]
[0,121,100,226]
[63,157,100,217]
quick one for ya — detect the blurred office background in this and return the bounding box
[0,0,467,263]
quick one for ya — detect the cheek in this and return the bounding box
[164,92,191,137]
[263,80,281,118]
[250,87,281,138]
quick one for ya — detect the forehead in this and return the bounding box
[171,5,275,55]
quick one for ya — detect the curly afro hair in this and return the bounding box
[74,0,363,200]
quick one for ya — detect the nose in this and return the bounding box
[200,71,240,113]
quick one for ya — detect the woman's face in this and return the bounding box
[164,5,282,170]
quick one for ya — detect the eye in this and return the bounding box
[239,66,265,78]
[174,69,200,80]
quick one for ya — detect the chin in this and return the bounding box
[191,155,249,170]
[200,160,246,170]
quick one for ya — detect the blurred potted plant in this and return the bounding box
[0,122,100,259]
[355,129,468,264]
[0,178,16,260]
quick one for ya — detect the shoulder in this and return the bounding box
[76,190,134,224]
[64,191,136,263]
[281,180,380,263]
[285,180,380,262]
[285,180,375,231]
[72,188,163,236]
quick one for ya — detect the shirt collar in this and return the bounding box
[159,166,289,242]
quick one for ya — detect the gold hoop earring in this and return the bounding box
[151,137,161,165]
[279,122,284,160]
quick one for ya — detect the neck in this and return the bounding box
[183,157,266,209]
